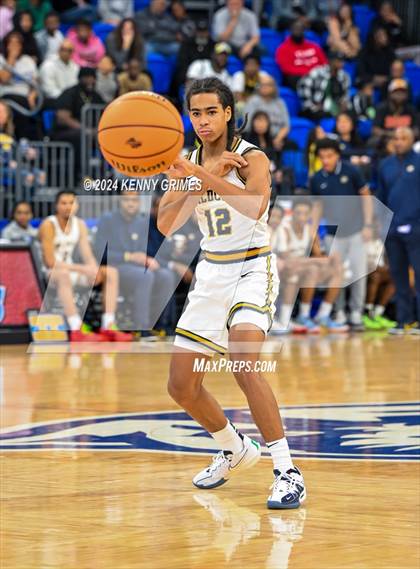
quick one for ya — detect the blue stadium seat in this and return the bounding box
[288,117,315,150]
[279,86,300,116]
[146,53,175,94]
[42,110,55,133]
[260,27,284,57]
[405,61,420,102]
[260,56,281,84]
[344,61,357,85]
[352,4,376,44]
[181,114,193,134]
[282,150,308,187]
[93,22,115,43]
[227,56,243,75]
[319,117,336,133]
[134,0,150,10]
[357,119,373,139]
[59,23,72,35]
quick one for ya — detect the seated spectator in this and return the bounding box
[247,110,283,189]
[67,18,105,68]
[298,52,350,121]
[0,31,39,138]
[12,9,40,61]
[17,0,52,32]
[98,0,133,25]
[372,79,418,141]
[213,0,260,59]
[232,54,270,103]
[351,77,376,120]
[275,19,327,90]
[270,0,340,34]
[358,27,395,88]
[39,190,132,342]
[268,204,285,247]
[369,0,404,48]
[35,11,63,62]
[117,58,152,95]
[40,39,79,102]
[51,67,104,179]
[186,42,233,89]
[327,3,360,60]
[0,99,14,147]
[1,200,37,242]
[105,17,144,72]
[272,198,347,334]
[96,55,117,102]
[171,1,195,42]
[244,76,292,151]
[51,0,96,24]
[383,58,411,99]
[0,0,15,41]
[335,111,371,168]
[135,0,180,57]
[306,125,327,176]
[95,191,175,336]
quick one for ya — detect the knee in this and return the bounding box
[53,268,71,284]
[104,266,118,283]
[232,366,260,392]
[167,372,199,406]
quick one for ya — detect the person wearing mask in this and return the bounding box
[40,39,79,101]
[105,17,144,72]
[34,11,63,61]
[213,0,260,59]
[1,200,37,242]
[327,3,360,60]
[186,42,233,89]
[117,58,152,95]
[377,127,420,335]
[275,19,327,90]
[98,0,133,24]
[135,0,180,57]
[66,18,105,68]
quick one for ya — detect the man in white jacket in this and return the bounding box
[40,39,79,102]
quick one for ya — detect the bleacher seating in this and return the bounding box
[260,56,281,85]
[260,28,283,57]
[279,86,300,117]
[227,56,243,76]
[352,4,376,43]
[288,117,315,150]
[319,117,336,133]
[282,150,308,188]
[405,62,420,103]
[146,54,176,94]
[92,22,115,43]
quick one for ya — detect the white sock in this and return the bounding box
[211,420,244,454]
[317,301,333,320]
[67,314,82,331]
[374,305,385,317]
[299,302,311,318]
[365,303,373,315]
[279,304,293,328]
[266,437,294,473]
[101,312,115,329]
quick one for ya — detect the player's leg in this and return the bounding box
[228,323,305,509]
[295,264,320,332]
[312,257,348,331]
[49,268,81,330]
[372,269,396,328]
[95,266,131,341]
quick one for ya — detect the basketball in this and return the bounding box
[97,91,184,177]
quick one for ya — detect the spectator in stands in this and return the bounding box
[213,0,260,59]
[39,190,132,342]
[377,127,420,335]
[40,39,79,102]
[186,42,233,89]
[51,0,96,24]
[232,54,270,104]
[0,0,15,41]
[351,77,376,120]
[96,55,117,102]
[244,76,291,151]
[270,0,340,34]
[383,58,411,99]
[306,125,326,176]
[35,11,63,61]
[17,0,52,32]
[117,58,152,95]
[135,0,180,57]
[105,17,144,72]
[327,3,360,60]
[52,67,103,179]
[275,19,327,90]
[95,191,175,336]
[273,198,348,333]
[335,111,371,169]
[1,200,37,242]
[298,52,350,121]
[98,0,133,25]
[268,204,284,243]
[12,9,40,61]
[369,0,404,48]
[358,27,395,88]
[0,99,14,143]
[67,18,105,68]
[310,138,373,330]
[0,31,39,138]
[171,1,195,42]
[372,79,418,142]
[247,110,282,187]
[171,19,214,99]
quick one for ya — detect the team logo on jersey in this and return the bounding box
[1,402,418,460]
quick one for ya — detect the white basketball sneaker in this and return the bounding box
[267,467,306,509]
[193,435,261,489]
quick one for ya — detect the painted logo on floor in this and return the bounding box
[1,402,419,460]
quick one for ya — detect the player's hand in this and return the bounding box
[128,252,148,265]
[208,151,248,177]
[165,156,196,179]
[145,257,160,271]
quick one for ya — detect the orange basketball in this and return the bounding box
[98,91,184,177]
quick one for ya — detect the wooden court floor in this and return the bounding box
[1,335,419,569]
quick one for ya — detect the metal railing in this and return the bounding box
[81,104,112,180]
[0,141,17,219]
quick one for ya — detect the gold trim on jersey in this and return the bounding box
[203,245,271,264]
[175,327,227,355]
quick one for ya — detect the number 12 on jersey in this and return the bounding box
[204,208,232,237]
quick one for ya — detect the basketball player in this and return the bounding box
[158,78,306,509]
[39,190,131,342]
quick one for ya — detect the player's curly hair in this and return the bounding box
[185,78,247,151]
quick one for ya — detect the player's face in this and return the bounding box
[14,204,32,227]
[268,207,283,229]
[120,194,140,217]
[189,93,231,143]
[293,205,311,227]
[56,194,78,219]
[318,149,339,172]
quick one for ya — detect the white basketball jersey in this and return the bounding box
[48,215,80,264]
[187,138,270,252]
[279,222,311,258]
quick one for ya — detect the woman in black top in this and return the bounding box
[358,27,395,89]
[106,18,144,72]
[12,10,40,62]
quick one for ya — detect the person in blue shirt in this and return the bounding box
[377,127,420,334]
[94,191,175,335]
[310,137,374,330]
